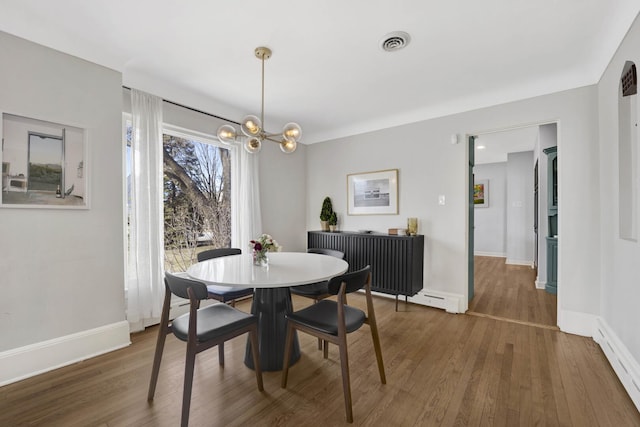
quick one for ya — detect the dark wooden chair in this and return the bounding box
[148,272,263,427]
[197,248,254,366]
[197,248,254,307]
[290,248,345,301]
[281,266,385,423]
[290,248,345,351]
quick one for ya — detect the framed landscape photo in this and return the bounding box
[347,169,398,215]
[474,179,488,208]
[1,112,89,209]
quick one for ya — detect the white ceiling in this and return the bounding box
[1,1,638,144]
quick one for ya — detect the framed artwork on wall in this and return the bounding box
[474,179,489,208]
[1,112,89,209]
[347,169,398,215]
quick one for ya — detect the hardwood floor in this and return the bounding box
[1,294,638,426]
[469,256,557,328]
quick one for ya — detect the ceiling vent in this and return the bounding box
[380,31,411,52]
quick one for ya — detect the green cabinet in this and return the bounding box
[543,146,558,294]
[544,146,558,216]
[545,236,558,294]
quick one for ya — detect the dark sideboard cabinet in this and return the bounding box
[308,231,424,302]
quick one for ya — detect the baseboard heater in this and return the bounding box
[371,289,462,313]
[410,291,460,313]
[594,318,640,411]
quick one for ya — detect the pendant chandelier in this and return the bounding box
[217,46,302,154]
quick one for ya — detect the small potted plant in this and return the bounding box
[320,196,333,231]
[329,211,338,232]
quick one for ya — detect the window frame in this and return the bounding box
[123,113,238,282]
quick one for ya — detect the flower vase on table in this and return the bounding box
[253,249,269,266]
[249,234,281,267]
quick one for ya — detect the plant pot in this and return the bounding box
[329,225,337,232]
[320,220,329,231]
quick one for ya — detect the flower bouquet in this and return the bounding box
[249,234,281,266]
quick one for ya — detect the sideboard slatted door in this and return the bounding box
[307,231,424,298]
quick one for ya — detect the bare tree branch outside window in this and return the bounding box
[162,134,231,272]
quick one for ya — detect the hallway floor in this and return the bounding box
[469,256,557,329]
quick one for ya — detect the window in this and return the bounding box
[124,120,232,273]
[162,128,231,272]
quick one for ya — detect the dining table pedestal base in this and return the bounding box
[244,288,300,371]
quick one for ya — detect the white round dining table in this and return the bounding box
[186,252,348,371]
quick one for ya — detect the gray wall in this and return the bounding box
[474,152,534,264]
[506,151,535,264]
[258,140,308,252]
[474,162,507,256]
[306,85,600,329]
[598,14,640,365]
[0,31,125,351]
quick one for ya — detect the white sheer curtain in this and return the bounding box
[232,146,262,251]
[127,89,164,331]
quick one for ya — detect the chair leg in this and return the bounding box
[249,326,264,391]
[312,300,322,351]
[218,343,225,366]
[181,345,197,427]
[281,323,295,388]
[337,335,354,423]
[323,340,329,359]
[369,322,386,384]
[147,324,168,401]
[148,287,172,402]
[365,285,386,384]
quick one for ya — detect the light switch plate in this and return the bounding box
[439,195,446,205]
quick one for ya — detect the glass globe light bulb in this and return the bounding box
[280,138,297,154]
[282,122,302,142]
[217,124,237,144]
[244,136,262,153]
[241,115,262,137]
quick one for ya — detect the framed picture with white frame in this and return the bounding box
[474,179,489,208]
[1,112,89,209]
[347,169,398,215]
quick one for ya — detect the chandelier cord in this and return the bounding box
[260,53,265,134]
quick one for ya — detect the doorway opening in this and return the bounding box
[467,123,558,328]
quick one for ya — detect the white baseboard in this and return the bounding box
[0,320,131,387]
[557,309,597,337]
[473,253,533,268]
[474,251,506,258]
[594,317,640,412]
[505,258,534,267]
[535,278,545,290]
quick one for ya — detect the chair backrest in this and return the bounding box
[326,265,371,295]
[307,247,345,259]
[197,247,241,262]
[165,272,209,300]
